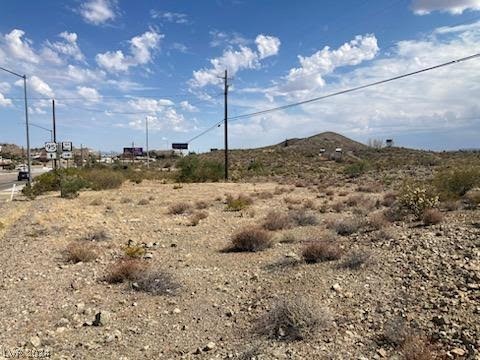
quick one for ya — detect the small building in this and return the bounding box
[386,139,394,148]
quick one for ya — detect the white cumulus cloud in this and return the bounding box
[44,31,85,62]
[18,76,54,98]
[0,93,12,107]
[412,0,480,15]
[79,0,117,25]
[3,29,39,63]
[180,100,198,112]
[190,34,280,88]
[77,86,101,102]
[96,30,163,73]
[255,35,281,59]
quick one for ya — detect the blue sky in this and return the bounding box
[1,0,480,152]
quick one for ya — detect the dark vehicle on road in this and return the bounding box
[17,170,29,181]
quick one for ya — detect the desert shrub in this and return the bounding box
[383,203,406,222]
[64,242,98,263]
[168,202,192,215]
[133,270,180,296]
[173,183,183,189]
[441,200,460,211]
[331,202,346,213]
[326,216,366,236]
[368,212,389,230]
[225,194,253,211]
[188,211,208,226]
[176,155,224,182]
[283,196,302,205]
[138,199,149,205]
[84,229,109,241]
[123,244,146,258]
[339,251,370,270]
[400,335,438,360]
[255,191,273,200]
[60,176,88,199]
[422,208,443,226]
[302,240,342,263]
[433,166,480,200]
[195,200,209,209]
[82,169,124,190]
[346,195,364,207]
[357,182,383,193]
[279,233,297,244]
[344,161,369,178]
[120,197,132,203]
[0,221,4,230]
[288,210,318,226]
[382,192,397,207]
[229,226,273,252]
[255,297,329,341]
[23,170,61,197]
[105,258,148,284]
[262,211,293,231]
[302,199,316,209]
[464,189,480,209]
[247,159,264,174]
[399,183,439,218]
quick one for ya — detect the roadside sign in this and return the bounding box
[62,141,73,152]
[172,143,188,150]
[46,153,57,160]
[123,147,143,156]
[61,152,73,159]
[45,142,57,153]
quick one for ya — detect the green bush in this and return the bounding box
[225,194,253,211]
[177,156,224,182]
[344,161,369,178]
[433,166,480,200]
[60,176,88,199]
[82,169,125,190]
[399,182,439,218]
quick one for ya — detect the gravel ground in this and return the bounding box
[0,181,478,359]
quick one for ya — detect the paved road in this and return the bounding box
[0,168,51,192]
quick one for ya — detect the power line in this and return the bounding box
[185,52,480,144]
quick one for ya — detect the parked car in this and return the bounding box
[17,170,29,181]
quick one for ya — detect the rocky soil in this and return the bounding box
[0,181,478,359]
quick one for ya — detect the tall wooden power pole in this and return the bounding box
[223,70,229,181]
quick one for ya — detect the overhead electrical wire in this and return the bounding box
[186,52,480,143]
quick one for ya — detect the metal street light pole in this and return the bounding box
[145,116,150,169]
[0,66,32,185]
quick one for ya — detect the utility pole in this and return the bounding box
[145,117,149,169]
[80,144,84,167]
[223,69,229,181]
[22,75,32,185]
[52,99,57,170]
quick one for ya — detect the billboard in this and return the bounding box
[123,147,143,156]
[172,143,188,150]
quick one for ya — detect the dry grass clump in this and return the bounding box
[123,244,146,258]
[90,198,103,206]
[357,182,383,193]
[288,209,318,226]
[133,270,180,296]
[383,204,406,222]
[225,194,253,211]
[283,196,302,205]
[325,189,334,196]
[255,297,329,341]
[400,335,439,360]
[339,251,370,270]
[345,195,364,207]
[279,232,297,244]
[194,200,209,209]
[381,192,397,207]
[326,216,366,236]
[262,211,293,231]
[368,212,389,230]
[302,240,342,263]
[441,200,460,212]
[84,229,109,242]
[64,241,99,263]
[422,208,443,226]
[188,211,209,226]
[273,186,289,195]
[331,201,346,213]
[168,202,192,215]
[105,258,149,284]
[228,226,273,252]
[138,198,149,205]
[120,197,132,204]
[255,191,274,199]
[302,199,316,210]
